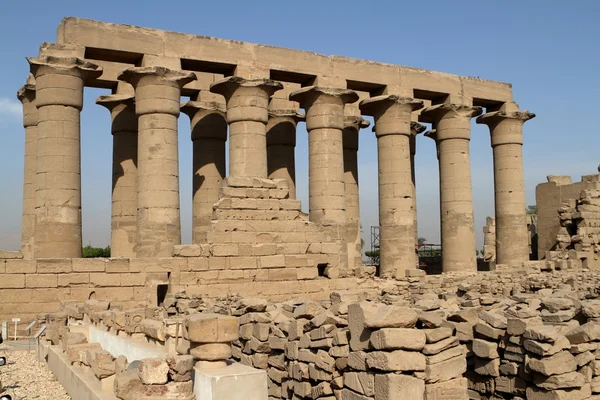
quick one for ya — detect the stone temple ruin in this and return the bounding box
[3,16,600,400]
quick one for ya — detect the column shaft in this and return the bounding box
[478,107,535,265]
[182,101,227,243]
[410,122,426,262]
[343,117,369,270]
[28,57,102,258]
[97,95,138,258]
[267,112,299,199]
[361,96,423,278]
[290,86,359,274]
[210,77,283,179]
[18,82,37,258]
[119,67,196,257]
[421,104,482,273]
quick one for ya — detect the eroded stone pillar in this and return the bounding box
[410,121,426,261]
[266,110,302,199]
[210,77,283,178]
[96,94,138,258]
[343,116,369,270]
[421,104,482,272]
[17,78,38,258]
[181,100,227,243]
[477,103,535,265]
[28,57,102,258]
[291,86,359,274]
[360,95,423,278]
[119,67,196,257]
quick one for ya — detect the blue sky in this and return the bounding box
[1,0,599,252]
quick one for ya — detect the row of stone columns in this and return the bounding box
[18,57,533,276]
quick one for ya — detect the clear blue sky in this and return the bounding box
[1,0,599,252]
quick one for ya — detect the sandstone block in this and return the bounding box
[141,319,166,341]
[366,350,425,372]
[424,377,468,400]
[370,328,426,351]
[422,336,459,355]
[344,371,374,397]
[88,349,115,379]
[190,343,232,361]
[424,327,453,344]
[472,339,499,359]
[566,322,600,344]
[525,325,563,343]
[138,357,169,385]
[524,336,570,356]
[374,373,424,400]
[526,383,591,400]
[528,351,577,376]
[185,313,239,343]
[425,354,467,383]
[474,357,500,377]
[534,371,586,390]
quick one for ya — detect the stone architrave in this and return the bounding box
[210,76,283,179]
[410,122,427,259]
[477,103,535,265]
[343,116,370,270]
[266,110,303,199]
[28,56,102,258]
[421,103,482,273]
[290,86,359,275]
[360,95,424,278]
[17,78,38,259]
[181,99,227,243]
[96,94,138,258]
[119,67,196,257]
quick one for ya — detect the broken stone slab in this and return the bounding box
[542,297,574,313]
[525,383,591,400]
[533,371,586,390]
[424,377,468,400]
[528,351,577,376]
[565,322,600,344]
[524,325,563,343]
[365,350,426,372]
[478,310,507,329]
[374,373,424,399]
[343,371,375,397]
[424,327,453,344]
[61,331,88,353]
[136,380,194,399]
[369,328,426,351]
[426,344,464,365]
[474,322,505,341]
[141,319,166,341]
[350,302,418,329]
[87,349,115,379]
[507,317,543,336]
[581,300,600,318]
[524,336,570,356]
[425,354,467,383]
[114,370,142,400]
[166,355,194,382]
[137,357,169,385]
[68,343,101,364]
[472,339,499,359]
[474,357,500,377]
[422,336,459,356]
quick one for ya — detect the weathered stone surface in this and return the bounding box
[88,349,115,379]
[141,319,166,341]
[138,357,169,385]
[374,373,425,399]
[114,371,142,400]
[581,300,600,318]
[424,377,468,400]
[507,317,543,336]
[425,354,466,383]
[526,383,591,400]
[565,322,600,344]
[478,310,507,329]
[166,355,194,382]
[344,371,374,397]
[190,342,232,361]
[424,327,453,344]
[185,313,239,343]
[524,325,563,343]
[366,350,426,372]
[370,328,426,351]
[472,339,499,359]
[422,336,459,355]
[474,357,500,377]
[533,371,586,390]
[528,351,577,376]
[524,336,570,356]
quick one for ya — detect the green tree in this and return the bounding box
[526,205,537,215]
[82,245,111,258]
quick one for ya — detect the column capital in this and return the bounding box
[359,94,423,116]
[360,95,422,138]
[344,115,370,130]
[290,86,358,131]
[210,76,283,98]
[289,86,359,107]
[268,109,305,123]
[27,56,102,80]
[411,121,426,135]
[28,56,102,110]
[17,83,37,128]
[420,103,482,124]
[118,66,196,87]
[96,94,137,135]
[181,101,227,141]
[343,116,370,151]
[119,67,196,116]
[477,108,535,147]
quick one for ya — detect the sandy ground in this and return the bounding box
[0,348,70,400]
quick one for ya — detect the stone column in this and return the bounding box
[210,77,283,179]
[421,104,482,272]
[360,95,423,278]
[28,57,102,258]
[266,110,302,199]
[17,79,38,258]
[96,94,138,258]
[477,103,535,265]
[290,86,359,274]
[181,100,227,243]
[119,67,196,257]
[343,116,369,270]
[410,122,426,262]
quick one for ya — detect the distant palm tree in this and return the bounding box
[418,237,427,247]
